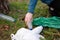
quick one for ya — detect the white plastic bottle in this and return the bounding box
[0,14,16,22]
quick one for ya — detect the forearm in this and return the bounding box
[28,0,38,14]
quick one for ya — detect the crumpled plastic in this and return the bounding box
[32,16,60,29]
[11,26,45,40]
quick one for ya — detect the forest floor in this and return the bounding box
[0,0,60,40]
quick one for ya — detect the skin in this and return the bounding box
[25,12,33,28]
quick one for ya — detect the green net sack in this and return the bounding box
[32,16,60,29]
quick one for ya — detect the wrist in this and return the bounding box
[27,12,33,15]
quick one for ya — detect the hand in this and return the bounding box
[25,12,33,29]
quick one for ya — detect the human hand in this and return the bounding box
[25,12,33,29]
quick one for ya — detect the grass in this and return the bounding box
[0,0,60,40]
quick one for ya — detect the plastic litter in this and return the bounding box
[11,26,45,40]
[32,16,60,29]
[0,13,16,22]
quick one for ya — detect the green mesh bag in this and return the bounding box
[32,16,60,29]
